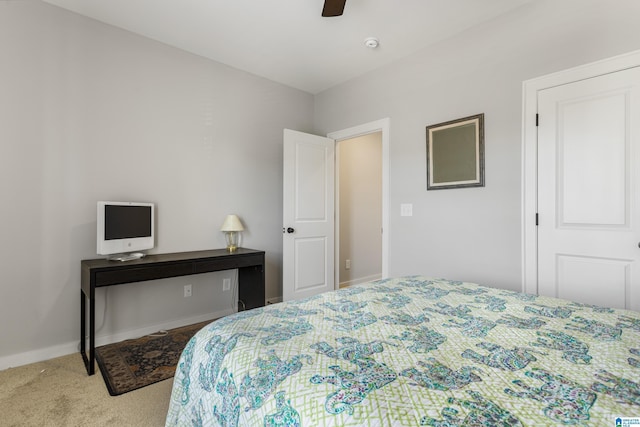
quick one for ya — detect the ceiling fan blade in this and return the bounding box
[322,0,346,17]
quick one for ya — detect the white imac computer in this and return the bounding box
[97,201,154,261]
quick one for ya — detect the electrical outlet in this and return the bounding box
[345,259,351,270]
[223,278,231,291]
[184,284,192,298]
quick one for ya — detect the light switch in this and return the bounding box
[400,203,413,217]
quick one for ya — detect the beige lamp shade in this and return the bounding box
[221,214,244,251]
[220,214,244,232]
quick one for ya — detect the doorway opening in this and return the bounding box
[336,132,382,288]
[281,119,389,302]
[328,118,390,288]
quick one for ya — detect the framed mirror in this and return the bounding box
[426,113,484,190]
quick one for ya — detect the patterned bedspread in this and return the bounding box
[165,277,640,426]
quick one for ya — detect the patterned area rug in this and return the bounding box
[95,320,212,396]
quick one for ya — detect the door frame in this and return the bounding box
[522,49,640,295]
[328,118,390,285]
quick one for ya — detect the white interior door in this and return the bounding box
[537,66,640,311]
[283,129,335,302]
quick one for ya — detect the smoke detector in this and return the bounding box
[364,37,379,49]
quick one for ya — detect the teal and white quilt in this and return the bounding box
[165,277,640,426]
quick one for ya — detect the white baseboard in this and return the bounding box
[0,309,232,371]
[0,341,81,372]
[339,273,382,288]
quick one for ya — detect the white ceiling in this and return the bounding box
[42,0,533,94]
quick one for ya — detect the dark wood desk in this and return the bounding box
[80,248,265,375]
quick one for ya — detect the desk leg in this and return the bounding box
[238,265,265,310]
[89,292,95,375]
[80,290,85,367]
[80,289,96,375]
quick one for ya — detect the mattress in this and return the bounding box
[165,276,640,426]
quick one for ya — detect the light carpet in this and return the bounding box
[0,353,172,427]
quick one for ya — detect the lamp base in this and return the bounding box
[224,231,239,252]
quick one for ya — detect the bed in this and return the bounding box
[165,276,640,426]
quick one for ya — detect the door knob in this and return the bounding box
[286,227,295,233]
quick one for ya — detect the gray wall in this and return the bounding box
[315,0,640,290]
[0,1,313,367]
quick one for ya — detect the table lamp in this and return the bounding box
[221,214,244,252]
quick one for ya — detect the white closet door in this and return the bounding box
[537,66,640,311]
